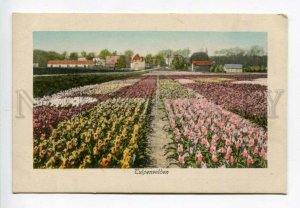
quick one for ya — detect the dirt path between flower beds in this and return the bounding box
[148,98,175,168]
[147,78,200,168]
[147,77,175,168]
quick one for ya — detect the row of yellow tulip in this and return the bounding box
[34,98,151,169]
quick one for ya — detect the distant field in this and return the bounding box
[33,67,137,75]
[33,72,144,98]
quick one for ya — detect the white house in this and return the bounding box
[130,54,145,70]
[47,60,94,68]
[93,57,105,66]
[224,64,243,73]
[165,56,174,66]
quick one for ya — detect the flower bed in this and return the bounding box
[33,79,142,140]
[84,79,139,95]
[159,79,197,99]
[112,77,157,98]
[164,98,267,168]
[193,77,235,83]
[169,74,267,81]
[33,72,143,98]
[175,79,196,85]
[85,83,131,95]
[33,102,99,140]
[34,98,152,169]
[34,84,97,106]
[186,82,267,128]
[232,78,267,86]
[34,96,98,108]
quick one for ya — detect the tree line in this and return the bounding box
[33,49,134,68]
[210,55,267,67]
[34,45,267,71]
[212,46,267,67]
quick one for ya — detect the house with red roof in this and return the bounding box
[47,60,94,68]
[130,54,145,70]
[191,60,215,71]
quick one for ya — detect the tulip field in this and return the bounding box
[33,73,268,168]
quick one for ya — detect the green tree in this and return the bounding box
[33,50,66,67]
[232,47,246,56]
[190,52,209,63]
[81,51,87,58]
[145,54,153,65]
[86,52,95,60]
[33,49,49,67]
[214,47,245,56]
[61,51,68,59]
[99,49,111,58]
[155,54,165,66]
[209,64,224,73]
[115,56,127,69]
[69,52,79,60]
[124,50,134,58]
[249,45,265,56]
[47,51,64,60]
[217,65,224,72]
[174,48,191,58]
[158,49,172,65]
[158,49,173,58]
[33,50,70,67]
[171,55,188,70]
[111,51,117,56]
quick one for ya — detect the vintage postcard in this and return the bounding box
[12,14,287,193]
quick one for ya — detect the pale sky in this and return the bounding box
[33,31,267,56]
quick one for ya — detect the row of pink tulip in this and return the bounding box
[164,98,267,168]
[184,82,267,128]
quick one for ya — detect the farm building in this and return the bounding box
[131,54,145,70]
[190,52,214,71]
[191,60,215,71]
[105,56,120,68]
[47,60,94,68]
[224,64,243,73]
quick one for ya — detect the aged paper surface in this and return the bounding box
[13,13,287,193]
